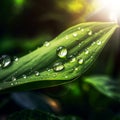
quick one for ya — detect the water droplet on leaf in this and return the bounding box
[44,41,50,47]
[90,56,93,59]
[75,67,79,71]
[73,33,78,37]
[0,55,11,68]
[53,62,64,72]
[84,49,89,54]
[65,76,68,78]
[12,76,16,81]
[35,71,40,76]
[97,40,102,45]
[57,46,67,58]
[11,83,14,86]
[78,58,84,64]
[23,74,27,79]
[68,55,76,63]
[88,30,92,36]
[14,56,19,61]
[78,43,82,47]
[81,29,84,32]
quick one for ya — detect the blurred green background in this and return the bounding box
[0,0,120,120]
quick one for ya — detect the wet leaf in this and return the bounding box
[0,22,118,92]
[84,75,120,101]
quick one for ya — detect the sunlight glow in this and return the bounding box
[100,0,120,22]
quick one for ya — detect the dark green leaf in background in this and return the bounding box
[0,22,118,92]
[7,110,82,120]
[84,75,120,101]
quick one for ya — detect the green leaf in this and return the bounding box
[0,22,118,92]
[7,110,82,120]
[84,75,120,101]
[7,110,60,120]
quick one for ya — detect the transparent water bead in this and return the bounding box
[14,56,19,61]
[88,30,92,36]
[35,71,40,76]
[68,55,76,63]
[73,33,78,37]
[53,62,64,72]
[90,56,93,59]
[75,67,79,71]
[65,76,68,78]
[23,74,27,79]
[78,58,84,64]
[0,55,11,68]
[81,29,84,32]
[12,76,16,81]
[11,83,14,86]
[78,43,82,47]
[44,41,50,47]
[46,68,51,72]
[97,40,102,45]
[84,49,89,54]
[57,46,67,58]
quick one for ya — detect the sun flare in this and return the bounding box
[100,0,120,22]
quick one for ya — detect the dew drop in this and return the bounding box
[68,55,76,63]
[97,40,102,45]
[88,30,92,36]
[78,58,84,64]
[46,68,51,72]
[23,74,27,79]
[12,76,16,81]
[57,46,67,58]
[65,76,68,78]
[35,71,40,76]
[48,69,51,72]
[75,67,79,71]
[11,83,14,86]
[73,33,78,37]
[44,41,50,47]
[70,57,76,63]
[53,62,64,72]
[14,56,19,62]
[84,49,89,54]
[81,29,84,32]
[0,55,11,68]
[90,56,93,59]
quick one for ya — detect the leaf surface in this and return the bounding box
[0,22,118,92]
